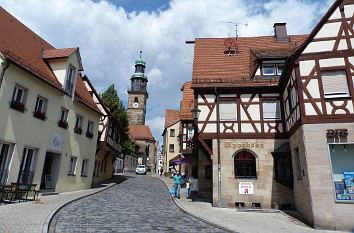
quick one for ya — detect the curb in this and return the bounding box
[152,176,239,233]
[42,182,117,233]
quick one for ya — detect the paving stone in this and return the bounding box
[50,173,227,233]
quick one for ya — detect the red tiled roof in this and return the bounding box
[0,7,97,113]
[164,109,180,128]
[129,125,155,141]
[42,48,77,59]
[180,82,194,120]
[192,35,307,88]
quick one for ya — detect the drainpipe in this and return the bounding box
[215,87,222,207]
[0,56,9,90]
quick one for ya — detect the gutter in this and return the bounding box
[0,55,9,89]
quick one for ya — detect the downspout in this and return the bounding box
[215,87,222,207]
[0,56,9,90]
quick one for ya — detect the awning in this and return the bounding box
[170,153,188,165]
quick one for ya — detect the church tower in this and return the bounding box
[127,51,148,125]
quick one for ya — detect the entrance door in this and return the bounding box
[41,153,54,189]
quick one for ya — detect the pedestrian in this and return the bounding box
[160,168,163,176]
[173,171,181,198]
[185,178,190,198]
[189,176,199,201]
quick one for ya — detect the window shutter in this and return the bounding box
[321,71,349,97]
[220,101,237,120]
[263,100,281,120]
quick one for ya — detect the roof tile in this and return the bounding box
[164,109,180,128]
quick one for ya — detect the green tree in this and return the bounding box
[101,84,134,155]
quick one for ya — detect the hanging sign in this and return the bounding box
[239,182,254,195]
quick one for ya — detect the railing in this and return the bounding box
[17,170,34,185]
[0,169,9,185]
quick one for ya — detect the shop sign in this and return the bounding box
[225,141,264,149]
[326,129,348,137]
[51,133,63,151]
[239,182,254,195]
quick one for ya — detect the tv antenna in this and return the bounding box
[221,21,248,55]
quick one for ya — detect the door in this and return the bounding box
[0,142,13,185]
[40,153,54,189]
[18,147,36,184]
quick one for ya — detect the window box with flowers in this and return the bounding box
[10,100,25,112]
[86,132,93,138]
[74,127,82,134]
[33,111,46,120]
[58,120,68,129]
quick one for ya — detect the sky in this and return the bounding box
[0,0,333,144]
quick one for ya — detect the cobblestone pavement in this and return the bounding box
[49,173,228,233]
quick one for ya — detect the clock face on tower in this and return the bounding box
[133,102,139,108]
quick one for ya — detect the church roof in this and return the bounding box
[129,125,155,141]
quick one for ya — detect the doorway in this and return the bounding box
[40,152,60,190]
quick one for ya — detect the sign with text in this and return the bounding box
[225,141,264,149]
[326,129,348,137]
[239,182,254,195]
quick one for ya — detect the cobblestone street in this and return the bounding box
[49,174,227,233]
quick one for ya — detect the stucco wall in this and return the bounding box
[0,64,100,192]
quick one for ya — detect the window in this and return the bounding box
[329,144,354,202]
[287,86,293,111]
[205,165,212,180]
[295,148,302,181]
[86,120,94,138]
[81,159,88,177]
[58,108,69,129]
[33,96,47,120]
[220,101,237,121]
[68,156,77,175]
[273,152,293,188]
[170,129,175,137]
[18,147,36,184]
[262,63,284,76]
[262,100,281,120]
[169,144,174,152]
[65,65,76,96]
[74,115,83,134]
[321,70,350,98]
[0,142,14,185]
[234,150,257,178]
[10,85,27,112]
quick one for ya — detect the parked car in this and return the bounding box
[136,165,147,175]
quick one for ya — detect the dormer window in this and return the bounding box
[262,61,284,76]
[65,65,76,96]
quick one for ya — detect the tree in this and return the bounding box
[101,84,134,155]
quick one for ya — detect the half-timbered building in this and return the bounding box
[191,0,354,230]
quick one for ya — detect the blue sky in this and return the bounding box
[103,0,170,12]
[0,0,333,143]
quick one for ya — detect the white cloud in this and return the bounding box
[146,116,165,137]
[0,0,333,141]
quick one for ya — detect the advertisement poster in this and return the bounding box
[335,171,354,201]
[344,171,354,194]
[239,182,254,195]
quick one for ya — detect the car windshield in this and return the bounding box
[138,165,145,168]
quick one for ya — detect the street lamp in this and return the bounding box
[191,107,201,120]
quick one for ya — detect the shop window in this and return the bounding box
[234,150,257,178]
[220,101,237,121]
[329,144,354,202]
[205,165,212,180]
[321,70,349,98]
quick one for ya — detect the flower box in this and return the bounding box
[10,100,25,112]
[33,111,46,120]
[58,120,68,129]
[86,132,93,138]
[74,127,82,134]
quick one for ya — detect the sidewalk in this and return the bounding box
[0,179,118,233]
[154,174,346,233]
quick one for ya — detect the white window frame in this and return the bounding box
[59,107,69,122]
[11,84,27,104]
[262,61,285,76]
[65,64,76,97]
[262,100,281,120]
[35,96,47,113]
[219,100,237,121]
[75,115,83,129]
[81,159,89,177]
[321,70,350,99]
[87,120,94,134]
[68,156,77,175]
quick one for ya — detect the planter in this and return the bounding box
[74,127,82,134]
[86,132,93,138]
[58,120,68,129]
[10,100,25,112]
[33,111,46,120]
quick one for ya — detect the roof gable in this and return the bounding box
[129,125,155,141]
[180,81,194,120]
[164,109,180,128]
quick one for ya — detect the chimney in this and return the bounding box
[273,23,288,42]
